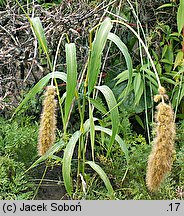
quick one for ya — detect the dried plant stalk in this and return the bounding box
[38,86,57,155]
[146,102,176,192]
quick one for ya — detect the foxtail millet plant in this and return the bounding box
[146,87,176,192]
[38,86,57,155]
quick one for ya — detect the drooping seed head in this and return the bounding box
[38,86,57,156]
[146,102,176,192]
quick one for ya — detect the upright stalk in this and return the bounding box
[135,0,151,144]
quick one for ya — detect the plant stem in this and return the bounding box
[121,167,129,185]
[32,164,48,200]
[135,0,151,144]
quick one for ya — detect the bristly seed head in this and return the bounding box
[146,102,176,192]
[158,86,166,95]
[38,86,57,156]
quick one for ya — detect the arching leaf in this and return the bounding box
[87,18,113,94]
[95,85,119,157]
[62,131,81,196]
[86,161,114,199]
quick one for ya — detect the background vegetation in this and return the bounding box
[0,0,183,200]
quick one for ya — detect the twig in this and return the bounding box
[79,0,118,21]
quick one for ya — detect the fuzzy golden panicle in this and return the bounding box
[38,86,57,156]
[146,102,176,192]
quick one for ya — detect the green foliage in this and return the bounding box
[27,140,65,172]
[13,16,131,198]
[82,130,183,200]
[86,161,114,199]
[149,23,184,115]
[177,0,184,33]
[107,32,133,98]
[13,72,67,117]
[87,18,113,94]
[0,117,38,200]
[0,117,38,166]
[94,126,129,164]
[176,120,184,145]
[95,85,119,156]
[62,131,81,196]
[36,0,63,8]
[174,120,184,187]
[115,65,156,108]
[64,43,77,126]
[31,17,51,68]
[0,0,6,6]
[0,156,34,200]
[11,2,183,200]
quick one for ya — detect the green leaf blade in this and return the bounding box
[157,3,174,10]
[95,125,129,164]
[133,73,144,105]
[95,85,119,156]
[88,98,107,115]
[89,101,95,161]
[26,140,65,172]
[86,161,114,198]
[12,72,67,117]
[174,51,184,70]
[87,18,113,94]
[62,131,81,196]
[31,17,51,68]
[64,43,77,123]
[177,0,184,34]
[108,32,133,98]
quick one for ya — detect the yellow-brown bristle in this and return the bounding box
[158,86,166,95]
[38,86,57,156]
[154,95,162,103]
[146,102,176,192]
